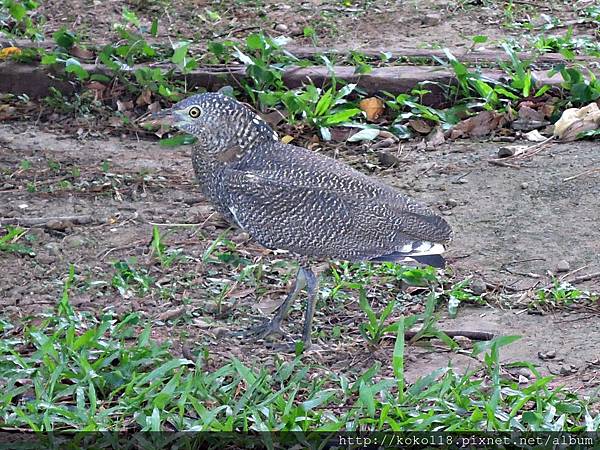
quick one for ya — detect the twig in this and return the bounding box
[488,159,521,169]
[567,271,600,285]
[148,222,204,227]
[563,167,600,182]
[0,215,96,226]
[405,329,494,341]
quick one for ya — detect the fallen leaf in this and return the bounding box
[518,105,545,122]
[347,128,380,142]
[259,109,287,128]
[117,99,133,112]
[0,104,17,120]
[70,46,94,59]
[254,296,285,314]
[0,46,22,59]
[281,135,294,144]
[408,118,432,134]
[425,126,445,149]
[157,306,186,321]
[524,129,548,142]
[449,111,508,139]
[136,89,152,106]
[512,104,549,131]
[359,97,384,122]
[147,101,161,114]
[553,103,600,141]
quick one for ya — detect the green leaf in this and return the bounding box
[393,316,405,400]
[137,359,191,386]
[246,34,265,51]
[322,108,361,126]
[150,18,159,37]
[171,42,190,65]
[8,2,27,21]
[472,335,521,356]
[65,58,89,80]
[347,128,380,142]
[359,381,376,417]
[472,35,488,44]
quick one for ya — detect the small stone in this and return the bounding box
[274,23,288,32]
[538,350,556,360]
[518,374,529,384]
[520,182,529,189]
[213,327,229,338]
[377,151,401,168]
[518,368,531,378]
[446,198,459,208]
[453,336,472,349]
[45,219,72,231]
[44,242,62,257]
[547,364,561,375]
[470,279,487,295]
[556,260,570,272]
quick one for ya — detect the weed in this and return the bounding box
[111,259,154,298]
[149,225,184,268]
[0,0,42,40]
[1,285,596,432]
[536,279,584,306]
[0,225,35,256]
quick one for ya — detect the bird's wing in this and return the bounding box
[221,145,451,261]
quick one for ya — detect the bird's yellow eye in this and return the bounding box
[188,106,201,118]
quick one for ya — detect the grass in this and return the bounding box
[0,266,598,433]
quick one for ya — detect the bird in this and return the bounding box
[150,92,452,350]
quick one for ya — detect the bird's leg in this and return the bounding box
[240,266,308,340]
[300,267,318,350]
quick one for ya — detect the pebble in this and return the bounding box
[556,260,570,272]
[518,368,531,378]
[446,198,459,208]
[520,182,529,189]
[470,279,488,295]
[377,151,401,168]
[538,350,556,360]
[44,242,62,257]
[274,23,288,32]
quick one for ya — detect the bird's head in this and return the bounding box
[150,93,278,155]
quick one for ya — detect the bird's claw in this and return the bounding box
[234,319,289,341]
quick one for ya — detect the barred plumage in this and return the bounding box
[152,92,452,350]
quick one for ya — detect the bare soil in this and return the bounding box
[1,123,598,392]
[37,0,596,52]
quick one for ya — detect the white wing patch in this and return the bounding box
[408,242,446,256]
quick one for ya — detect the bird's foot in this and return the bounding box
[234,318,289,341]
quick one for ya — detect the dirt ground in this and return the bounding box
[1,0,599,396]
[1,122,598,392]
[38,0,598,52]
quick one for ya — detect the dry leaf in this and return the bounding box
[136,89,152,106]
[281,135,294,144]
[359,97,384,122]
[0,104,16,120]
[553,103,600,141]
[524,130,548,142]
[408,118,432,134]
[0,46,22,59]
[147,101,161,114]
[259,109,287,128]
[117,100,133,112]
[70,46,94,60]
[425,126,445,148]
[449,111,508,139]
